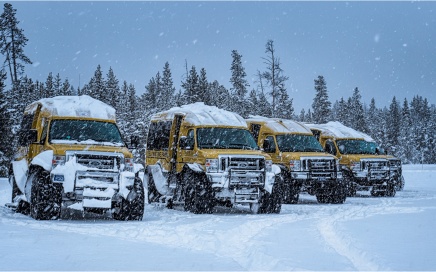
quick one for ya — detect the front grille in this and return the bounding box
[220,155,265,171]
[302,157,336,179]
[66,151,124,171]
[218,155,265,189]
[303,159,335,171]
[362,160,388,171]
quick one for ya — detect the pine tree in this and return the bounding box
[198,67,208,103]
[0,70,11,176]
[87,65,105,101]
[275,82,294,119]
[44,72,54,98]
[105,67,120,108]
[349,87,368,132]
[257,90,272,117]
[53,73,62,96]
[312,75,331,123]
[181,65,200,104]
[397,98,412,163]
[0,3,32,85]
[247,89,259,116]
[208,80,230,110]
[160,62,175,111]
[230,50,249,117]
[262,40,289,117]
[386,96,401,155]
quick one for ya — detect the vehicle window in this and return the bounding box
[49,120,124,146]
[263,136,276,153]
[336,139,378,155]
[276,134,324,152]
[147,121,172,150]
[325,140,337,156]
[18,114,35,146]
[197,128,258,150]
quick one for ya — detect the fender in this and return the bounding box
[186,163,204,173]
[11,159,29,194]
[148,163,169,195]
[271,164,282,175]
[30,150,53,171]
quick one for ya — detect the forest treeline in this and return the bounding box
[0,3,435,176]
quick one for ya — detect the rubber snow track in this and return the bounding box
[1,165,436,270]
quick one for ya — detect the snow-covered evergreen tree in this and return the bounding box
[349,87,368,132]
[181,65,200,104]
[397,98,412,163]
[87,65,105,101]
[386,96,401,155]
[160,62,175,111]
[105,67,120,108]
[311,75,331,123]
[44,72,54,98]
[0,70,11,176]
[275,82,294,119]
[248,89,259,116]
[0,3,32,85]
[230,50,249,117]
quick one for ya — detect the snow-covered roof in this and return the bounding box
[25,95,116,120]
[306,121,374,142]
[152,102,247,127]
[246,116,311,134]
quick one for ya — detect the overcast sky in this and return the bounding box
[11,1,436,112]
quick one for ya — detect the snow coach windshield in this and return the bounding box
[276,134,324,152]
[336,139,377,155]
[49,120,124,146]
[197,128,258,150]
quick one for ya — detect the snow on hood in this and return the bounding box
[306,121,374,141]
[25,95,116,120]
[247,116,311,134]
[153,102,247,127]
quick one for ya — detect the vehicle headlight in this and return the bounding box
[265,160,273,172]
[350,161,361,171]
[289,160,301,171]
[52,155,65,168]
[336,159,341,172]
[205,159,219,172]
[124,158,134,172]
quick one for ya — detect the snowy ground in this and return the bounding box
[1,164,435,271]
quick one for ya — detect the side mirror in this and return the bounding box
[263,139,275,153]
[179,136,194,150]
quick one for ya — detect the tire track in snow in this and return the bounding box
[316,197,421,271]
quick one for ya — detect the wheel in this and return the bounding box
[113,177,145,221]
[316,194,329,204]
[147,171,161,203]
[29,169,62,220]
[395,175,405,191]
[329,185,347,204]
[258,179,283,214]
[386,182,396,197]
[342,171,356,197]
[182,170,214,214]
[282,182,300,204]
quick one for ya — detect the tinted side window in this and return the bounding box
[250,124,261,143]
[18,114,35,146]
[146,121,172,150]
[263,136,276,153]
